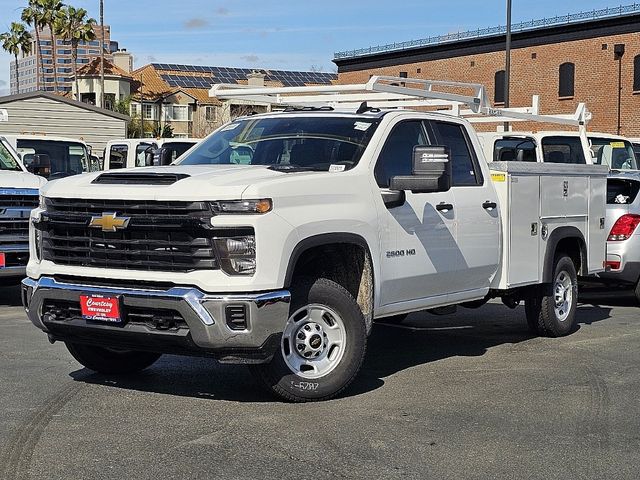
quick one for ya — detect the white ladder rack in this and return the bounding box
[210,76,591,131]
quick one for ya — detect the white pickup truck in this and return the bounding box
[0,111,46,284]
[22,78,608,401]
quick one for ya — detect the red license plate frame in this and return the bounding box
[79,295,122,324]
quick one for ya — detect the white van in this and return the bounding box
[477,131,638,170]
[103,138,199,170]
[2,134,98,179]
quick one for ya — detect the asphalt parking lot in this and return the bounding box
[1,285,639,480]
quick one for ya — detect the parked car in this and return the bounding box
[22,79,608,402]
[1,134,98,179]
[597,172,640,302]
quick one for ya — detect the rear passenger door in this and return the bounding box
[428,120,500,294]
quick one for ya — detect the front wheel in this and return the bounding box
[65,343,162,374]
[524,255,578,337]
[250,277,367,402]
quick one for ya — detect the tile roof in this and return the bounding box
[76,58,132,79]
[129,63,337,105]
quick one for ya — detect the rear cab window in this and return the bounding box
[493,137,537,162]
[109,144,128,169]
[607,178,640,205]
[541,136,586,164]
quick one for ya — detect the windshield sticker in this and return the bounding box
[220,123,240,132]
[610,141,626,148]
[354,122,372,131]
[329,164,346,173]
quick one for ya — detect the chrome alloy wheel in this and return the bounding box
[281,304,347,379]
[554,270,574,322]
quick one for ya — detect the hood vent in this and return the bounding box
[92,172,190,185]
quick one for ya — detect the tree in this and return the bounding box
[39,0,64,92]
[54,6,96,100]
[21,0,46,92]
[1,23,32,92]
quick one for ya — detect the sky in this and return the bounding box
[0,0,629,95]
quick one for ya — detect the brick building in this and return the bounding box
[333,6,640,137]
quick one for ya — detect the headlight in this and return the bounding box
[34,229,43,261]
[210,199,272,215]
[39,194,46,210]
[214,232,256,276]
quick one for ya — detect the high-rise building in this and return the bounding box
[9,24,117,95]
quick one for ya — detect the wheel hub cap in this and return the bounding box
[281,304,347,380]
[554,270,573,322]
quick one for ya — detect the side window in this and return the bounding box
[494,138,537,162]
[542,136,586,164]
[135,143,154,167]
[374,121,427,188]
[109,145,128,169]
[430,121,483,186]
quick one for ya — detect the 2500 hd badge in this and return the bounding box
[386,249,417,259]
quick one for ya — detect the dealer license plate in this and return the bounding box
[79,295,122,323]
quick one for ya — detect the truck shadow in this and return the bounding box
[69,299,617,402]
[0,284,24,307]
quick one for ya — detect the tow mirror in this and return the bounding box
[390,146,452,193]
[160,148,173,166]
[26,153,52,177]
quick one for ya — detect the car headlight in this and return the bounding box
[214,231,256,276]
[210,199,272,215]
[39,194,46,210]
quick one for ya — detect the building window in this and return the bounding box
[143,104,156,120]
[494,70,505,103]
[634,55,640,91]
[165,105,191,122]
[399,71,408,78]
[558,62,575,97]
[205,106,216,122]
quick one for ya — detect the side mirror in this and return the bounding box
[160,148,173,166]
[390,146,452,193]
[26,153,52,177]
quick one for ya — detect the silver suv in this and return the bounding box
[599,172,640,302]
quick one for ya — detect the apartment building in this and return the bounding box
[9,24,118,95]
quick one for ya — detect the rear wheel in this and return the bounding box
[250,277,367,402]
[65,343,161,374]
[525,255,578,337]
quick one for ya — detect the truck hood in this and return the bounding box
[40,165,306,200]
[0,170,46,190]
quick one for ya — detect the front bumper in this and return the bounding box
[22,276,291,363]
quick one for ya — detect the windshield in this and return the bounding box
[0,139,22,171]
[17,139,96,178]
[178,116,380,171]
[590,138,638,170]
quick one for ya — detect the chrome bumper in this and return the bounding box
[22,276,291,362]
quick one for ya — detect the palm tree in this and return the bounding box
[39,0,63,92]
[21,0,46,91]
[54,6,96,100]
[1,23,33,93]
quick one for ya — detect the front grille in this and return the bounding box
[42,299,188,331]
[0,195,39,208]
[41,198,220,272]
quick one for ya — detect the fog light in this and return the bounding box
[214,234,256,276]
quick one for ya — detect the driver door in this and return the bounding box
[374,120,464,308]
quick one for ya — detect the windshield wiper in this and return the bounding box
[268,164,326,173]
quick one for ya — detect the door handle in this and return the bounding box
[436,203,454,212]
[482,201,497,210]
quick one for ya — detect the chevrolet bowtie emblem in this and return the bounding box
[89,213,131,232]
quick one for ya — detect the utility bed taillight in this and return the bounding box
[608,214,640,241]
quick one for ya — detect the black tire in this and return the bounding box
[633,280,640,306]
[524,255,578,337]
[374,313,408,324]
[250,277,367,402]
[65,343,161,375]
